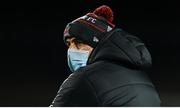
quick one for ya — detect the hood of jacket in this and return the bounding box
[87,28,152,70]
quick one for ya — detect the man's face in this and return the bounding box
[66,37,93,55]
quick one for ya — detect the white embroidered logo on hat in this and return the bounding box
[93,36,99,43]
[107,26,112,32]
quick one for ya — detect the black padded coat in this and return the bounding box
[50,29,161,107]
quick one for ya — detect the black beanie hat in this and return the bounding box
[63,5,115,48]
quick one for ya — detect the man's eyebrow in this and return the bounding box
[66,38,75,43]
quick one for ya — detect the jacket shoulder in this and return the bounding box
[50,71,99,106]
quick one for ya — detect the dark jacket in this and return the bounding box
[50,29,161,107]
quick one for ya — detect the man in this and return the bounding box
[50,5,161,106]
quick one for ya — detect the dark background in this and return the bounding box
[0,0,179,106]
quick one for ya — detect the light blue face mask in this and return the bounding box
[67,48,90,72]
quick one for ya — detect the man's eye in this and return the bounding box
[67,42,70,46]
